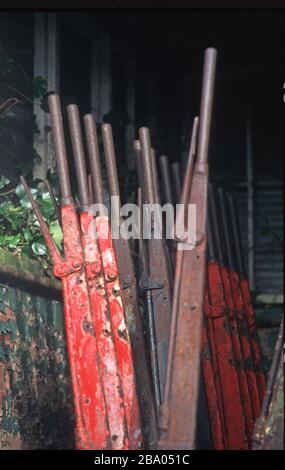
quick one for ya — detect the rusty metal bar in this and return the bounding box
[161,115,199,423]
[44,178,62,227]
[218,187,261,425]
[86,120,155,449]
[205,187,250,449]
[134,140,144,192]
[211,186,254,446]
[227,192,266,405]
[138,127,155,205]
[137,186,161,411]
[83,115,105,205]
[138,126,172,396]
[159,155,174,206]
[158,48,217,450]
[67,104,133,450]
[66,104,90,210]
[151,148,161,205]
[171,162,182,206]
[48,94,72,204]
[88,174,94,205]
[101,123,121,204]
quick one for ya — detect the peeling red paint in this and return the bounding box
[80,211,128,450]
[52,205,110,449]
[240,278,266,405]
[229,270,261,421]
[204,261,249,450]
[96,216,142,449]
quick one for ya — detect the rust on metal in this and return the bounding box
[227,193,266,404]
[100,122,157,448]
[67,104,129,449]
[218,188,261,423]
[159,155,174,207]
[84,115,105,206]
[171,162,182,206]
[139,126,172,396]
[204,195,249,449]
[158,48,217,450]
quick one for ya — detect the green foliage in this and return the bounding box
[0,179,62,272]
[0,43,59,273]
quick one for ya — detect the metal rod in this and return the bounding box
[217,187,234,269]
[158,49,217,450]
[208,184,224,264]
[44,178,62,227]
[101,123,121,205]
[83,114,105,205]
[138,186,161,410]
[171,162,182,205]
[138,127,155,205]
[134,140,144,192]
[20,176,61,258]
[151,148,161,205]
[196,48,217,165]
[180,116,199,207]
[159,155,174,206]
[207,207,215,261]
[162,116,199,407]
[88,174,94,205]
[67,104,90,210]
[48,94,72,204]
[227,193,246,279]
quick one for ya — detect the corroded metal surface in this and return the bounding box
[158,48,217,450]
[0,282,74,449]
[201,321,225,450]
[227,193,266,403]
[68,106,129,449]
[100,122,157,448]
[96,216,142,449]
[218,188,261,423]
[139,126,172,395]
[204,261,249,450]
[85,116,148,448]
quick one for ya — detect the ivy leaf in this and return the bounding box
[15,183,26,198]
[49,221,63,247]
[39,200,54,219]
[22,245,33,258]
[19,188,38,209]
[32,242,48,256]
[41,191,52,201]
[6,234,21,249]
[0,175,10,189]
[22,228,32,242]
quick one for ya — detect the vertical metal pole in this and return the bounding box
[246,86,255,292]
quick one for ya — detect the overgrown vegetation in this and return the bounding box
[0,175,62,272]
[0,32,62,272]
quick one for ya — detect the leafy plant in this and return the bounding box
[0,176,62,273]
